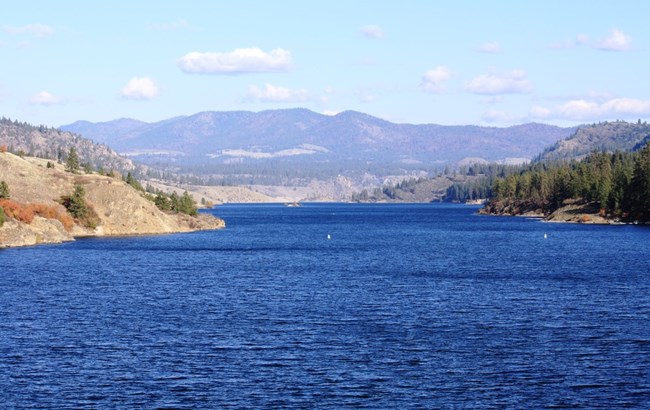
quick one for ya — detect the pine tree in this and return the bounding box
[65,147,80,173]
[64,184,89,219]
[0,180,9,199]
[180,191,198,216]
[628,144,650,220]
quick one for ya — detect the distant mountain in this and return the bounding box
[61,109,574,170]
[0,117,136,173]
[537,120,650,162]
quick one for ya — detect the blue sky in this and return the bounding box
[2,0,649,127]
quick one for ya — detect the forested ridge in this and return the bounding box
[483,143,650,222]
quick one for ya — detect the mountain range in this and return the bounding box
[61,109,575,172]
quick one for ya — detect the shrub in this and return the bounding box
[0,199,34,223]
[0,206,5,227]
[0,199,74,231]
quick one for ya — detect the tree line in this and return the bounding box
[488,144,650,221]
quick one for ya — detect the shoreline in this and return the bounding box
[0,214,225,249]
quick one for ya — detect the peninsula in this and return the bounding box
[0,152,224,248]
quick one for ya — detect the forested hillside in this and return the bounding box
[537,120,650,162]
[483,144,650,222]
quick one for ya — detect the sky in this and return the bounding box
[2,0,650,128]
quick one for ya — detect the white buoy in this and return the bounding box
[544,233,548,239]
[327,234,331,240]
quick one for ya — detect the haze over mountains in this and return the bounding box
[61,109,575,171]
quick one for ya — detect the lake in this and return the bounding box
[1,203,649,408]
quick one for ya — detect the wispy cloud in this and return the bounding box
[549,34,590,50]
[482,109,520,124]
[551,28,632,51]
[475,41,502,54]
[360,25,385,39]
[28,91,62,106]
[356,88,377,103]
[3,23,54,37]
[246,83,309,103]
[465,69,533,95]
[421,66,452,93]
[178,47,292,74]
[530,97,650,121]
[120,77,160,100]
[595,28,632,51]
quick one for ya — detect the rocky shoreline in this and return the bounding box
[0,213,225,249]
[479,199,619,224]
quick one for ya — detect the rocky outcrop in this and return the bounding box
[0,217,73,248]
[0,153,224,248]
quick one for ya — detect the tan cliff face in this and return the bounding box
[0,153,224,248]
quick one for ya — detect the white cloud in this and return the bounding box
[596,28,632,51]
[322,110,340,116]
[529,98,650,121]
[246,83,309,103]
[465,69,533,95]
[178,47,292,74]
[121,77,160,100]
[360,25,385,39]
[3,24,53,37]
[421,66,452,93]
[475,41,502,53]
[29,91,62,106]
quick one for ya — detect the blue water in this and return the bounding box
[1,203,649,408]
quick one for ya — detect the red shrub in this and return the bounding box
[0,199,75,231]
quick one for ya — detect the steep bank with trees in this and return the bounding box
[482,143,650,223]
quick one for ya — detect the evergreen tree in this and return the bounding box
[180,191,198,216]
[154,192,171,211]
[65,147,80,173]
[65,184,89,219]
[125,172,144,191]
[627,144,650,220]
[169,192,181,212]
[0,180,9,199]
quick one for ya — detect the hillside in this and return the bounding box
[61,109,574,173]
[1,117,137,174]
[537,120,650,162]
[0,152,224,248]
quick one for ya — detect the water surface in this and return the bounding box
[1,204,649,408]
